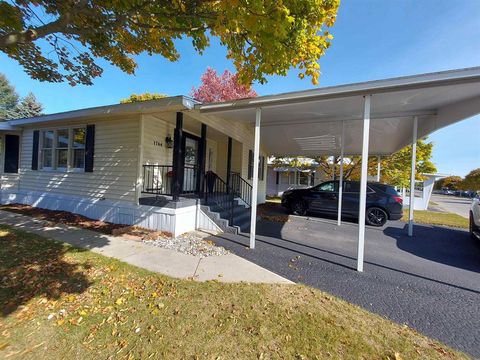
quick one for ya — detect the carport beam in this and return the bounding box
[337,121,345,226]
[357,95,371,272]
[408,116,418,237]
[249,108,262,249]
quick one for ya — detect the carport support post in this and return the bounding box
[408,116,418,237]
[357,95,371,272]
[337,121,345,226]
[376,156,381,182]
[249,108,262,249]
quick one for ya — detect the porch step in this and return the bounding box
[200,200,252,234]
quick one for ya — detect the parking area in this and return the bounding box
[430,194,472,218]
[209,215,480,357]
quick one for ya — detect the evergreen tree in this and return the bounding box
[15,92,43,118]
[0,73,19,120]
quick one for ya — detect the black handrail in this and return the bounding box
[229,172,252,207]
[142,164,198,196]
[205,172,234,225]
[142,165,173,195]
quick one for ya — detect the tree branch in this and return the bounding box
[0,18,66,48]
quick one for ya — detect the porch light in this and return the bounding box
[165,135,174,148]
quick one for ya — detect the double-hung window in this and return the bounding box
[41,130,54,169]
[56,129,69,169]
[39,127,86,171]
[72,128,86,170]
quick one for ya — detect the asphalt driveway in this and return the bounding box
[208,216,480,357]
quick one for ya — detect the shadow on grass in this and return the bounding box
[0,226,92,317]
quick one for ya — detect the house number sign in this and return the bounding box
[153,140,163,147]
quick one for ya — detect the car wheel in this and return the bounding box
[470,212,477,239]
[366,207,388,227]
[291,200,307,216]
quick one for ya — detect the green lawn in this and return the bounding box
[0,225,469,359]
[403,210,469,229]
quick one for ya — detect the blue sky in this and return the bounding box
[1,0,479,176]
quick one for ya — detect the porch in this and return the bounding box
[137,111,256,233]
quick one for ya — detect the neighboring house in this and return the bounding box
[0,97,267,236]
[266,157,331,196]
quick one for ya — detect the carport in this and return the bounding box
[199,67,480,272]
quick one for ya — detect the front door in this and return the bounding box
[182,133,200,193]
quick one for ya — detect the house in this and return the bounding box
[266,157,331,196]
[0,97,267,236]
[1,66,480,273]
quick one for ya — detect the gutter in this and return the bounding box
[7,95,200,126]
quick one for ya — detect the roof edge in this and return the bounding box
[7,95,200,126]
[198,66,480,112]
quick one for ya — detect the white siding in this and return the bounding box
[142,114,174,166]
[18,116,140,203]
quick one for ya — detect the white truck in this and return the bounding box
[469,196,480,240]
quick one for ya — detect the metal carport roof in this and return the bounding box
[197,67,480,272]
[198,67,480,156]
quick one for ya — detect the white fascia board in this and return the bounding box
[8,96,200,126]
[0,123,21,131]
[198,66,480,112]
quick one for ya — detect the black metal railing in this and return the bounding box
[142,164,199,196]
[229,171,252,207]
[205,173,235,225]
[142,165,173,195]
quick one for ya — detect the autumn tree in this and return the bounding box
[191,68,257,103]
[0,1,339,86]
[434,176,463,191]
[120,93,168,104]
[460,168,480,191]
[379,139,436,187]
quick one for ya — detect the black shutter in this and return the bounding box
[259,156,265,181]
[4,134,19,173]
[248,150,253,179]
[31,130,39,170]
[85,124,95,172]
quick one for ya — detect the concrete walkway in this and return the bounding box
[0,210,292,284]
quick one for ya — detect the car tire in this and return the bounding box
[469,212,477,239]
[291,200,307,216]
[366,207,388,227]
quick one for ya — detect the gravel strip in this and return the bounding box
[143,231,229,257]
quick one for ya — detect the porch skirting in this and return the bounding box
[0,190,221,237]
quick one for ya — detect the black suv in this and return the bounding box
[281,180,403,226]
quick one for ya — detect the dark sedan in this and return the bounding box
[281,180,403,226]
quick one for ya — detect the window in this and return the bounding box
[39,127,86,171]
[41,130,54,169]
[72,128,86,169]
[344,181,359,193]
[314,181,337,192]
[279,172,289,184]
[56,129,69,168]
[299,172,309,185]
